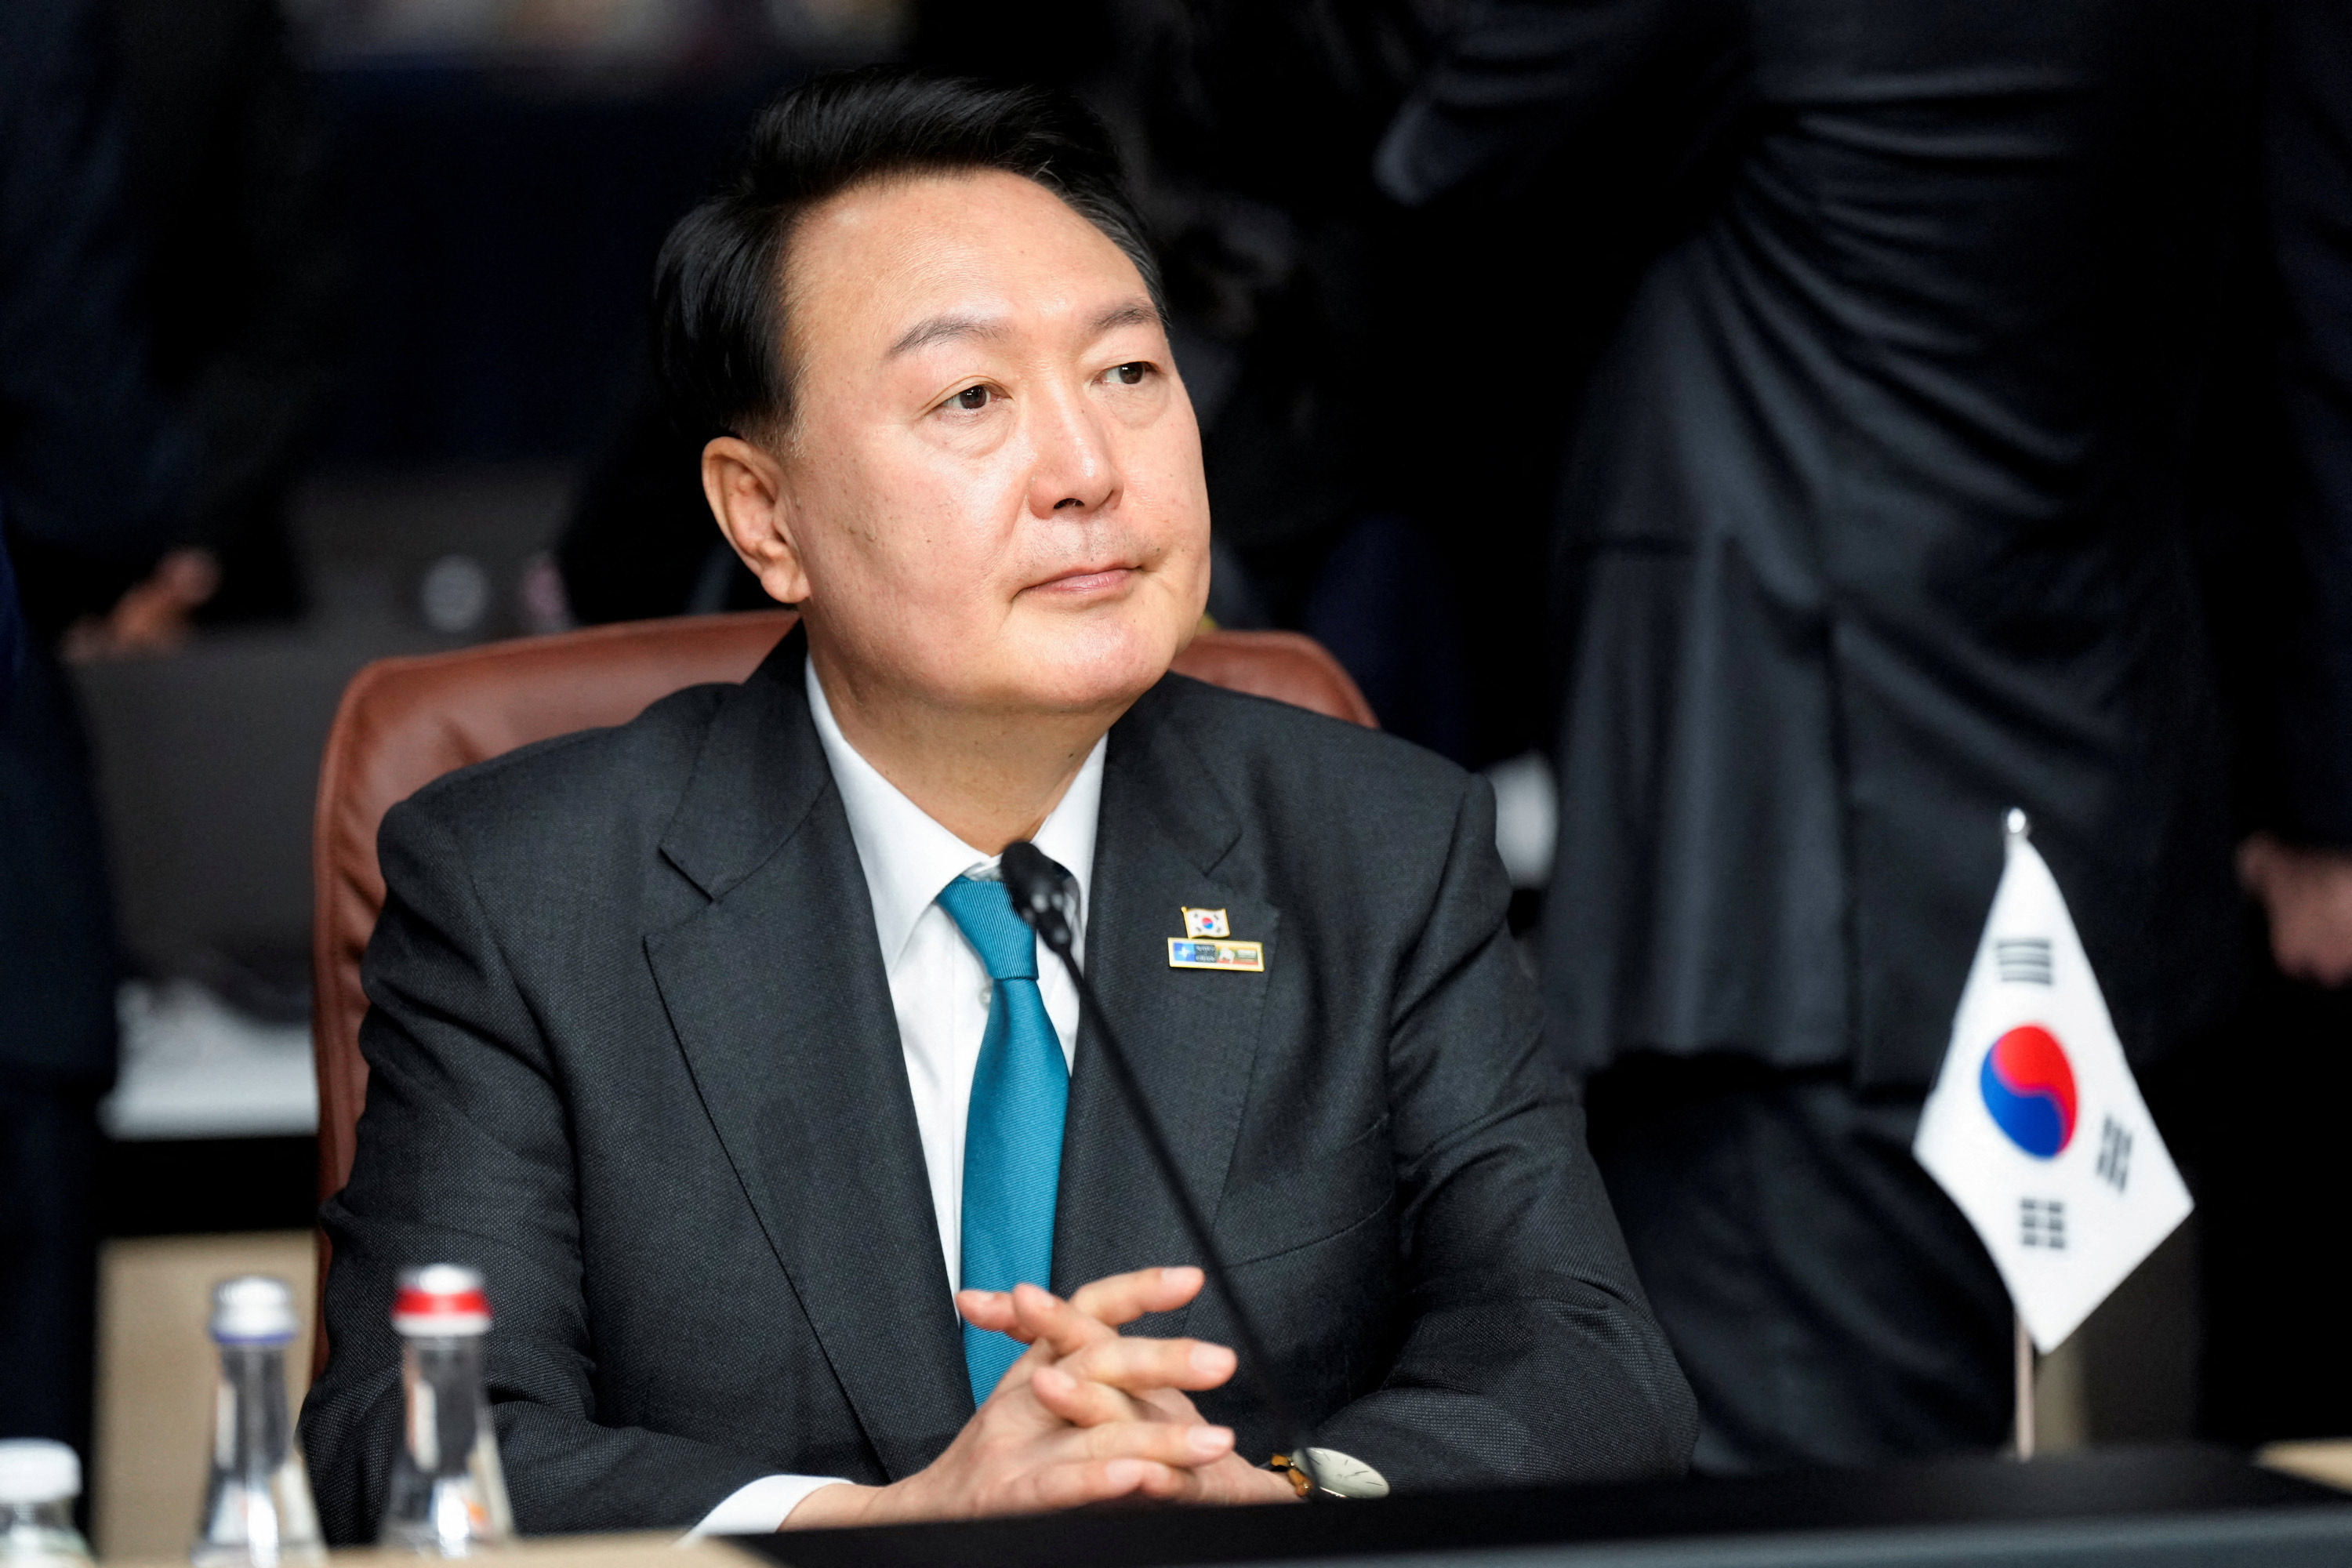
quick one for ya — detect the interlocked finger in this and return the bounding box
[1058,1330,1238,1396]
[1029,1359,1145,1428]
[1004,1281,1123,1363]
[955,1287,1042,1345]
[1051,1410,1235,1470]
[1068,1265,1206,1328]
[1019,1456,1191,1512]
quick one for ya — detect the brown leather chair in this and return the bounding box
[308,609,1373,1369]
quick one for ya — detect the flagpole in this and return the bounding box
[2004,811,2035,1460]
[2012,1312,2036,1460]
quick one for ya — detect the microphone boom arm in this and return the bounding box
[1000,841,1323,1496]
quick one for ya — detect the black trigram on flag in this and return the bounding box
[1996,938,2053,985]
[2021,1196,2067,1250]
[2096,1116,2132,1192]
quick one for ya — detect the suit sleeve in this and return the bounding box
[1307,776,1698,1486]
[299,798,778,1542]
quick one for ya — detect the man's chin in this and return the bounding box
[982,622,1181,717]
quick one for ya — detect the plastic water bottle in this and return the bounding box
[192,1276,325,1566]
[378,1265,514,1554]
[0,1441,90,1568]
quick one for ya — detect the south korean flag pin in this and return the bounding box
[1171,907,1261,972]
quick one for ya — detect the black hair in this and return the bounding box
[653,67,1163,439]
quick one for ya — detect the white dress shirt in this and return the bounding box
[686,659,1105,1537]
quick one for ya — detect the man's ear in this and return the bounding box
[702,434,813,606]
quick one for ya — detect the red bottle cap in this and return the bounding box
[392,1263,492,1337]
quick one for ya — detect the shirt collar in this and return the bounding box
[805,656,1102,973]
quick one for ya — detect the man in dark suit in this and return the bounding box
[1379,0,2242,1470]
[299,70,1694,1539]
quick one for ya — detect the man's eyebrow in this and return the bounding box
[886,313,1006,358]
[1089,301,1161,336]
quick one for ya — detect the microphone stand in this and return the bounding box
[1000,842,1323,1497]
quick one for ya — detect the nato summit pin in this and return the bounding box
[1182,908,1229,938]
[1168,937,1264,972]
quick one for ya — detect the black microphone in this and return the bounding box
[999,840,1323,1497]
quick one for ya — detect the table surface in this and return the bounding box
[96,1443,2352,1568]
[105,1534,739,1568]
[732,1445,2351,1568]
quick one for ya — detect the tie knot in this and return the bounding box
[936,874,1039,982]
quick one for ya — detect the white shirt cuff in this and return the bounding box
[681,1474,852,1538]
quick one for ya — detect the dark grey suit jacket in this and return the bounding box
[299,629,1695,1540]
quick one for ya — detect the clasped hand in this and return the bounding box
[786,1266,1298,1527]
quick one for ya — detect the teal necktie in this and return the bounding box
[937,873,1069,1403]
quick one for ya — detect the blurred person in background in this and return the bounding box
[2230,0,2352,1001]
[98,0,340,626]
[2194,0,2352,1449]
[1381,0,2243,1471]
[0,0,194,1463]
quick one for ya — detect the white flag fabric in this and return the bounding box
[1913,815,2193,1353]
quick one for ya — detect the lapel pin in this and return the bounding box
[1182,907,1229,938]
[1168,937,1264,973]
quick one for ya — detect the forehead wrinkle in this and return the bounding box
[882,294,1156,366]
[886,311,1009,359]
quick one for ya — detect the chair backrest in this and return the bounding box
[308,611,1374,1348]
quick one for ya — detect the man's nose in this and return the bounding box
[1025,381,1119,518]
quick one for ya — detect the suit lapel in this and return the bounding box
[644,630,971,1478]
[1054,681,1279,1302]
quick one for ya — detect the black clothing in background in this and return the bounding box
[2259,0,2352,850]
[1381,0,2241,1091]
[1088,0,1708,764]
[0,0,186,1080]
[555,398,766,625]
[1,0,189,641]
[301,629,1694,1536]
[104,0,339,623]
[1,533,20,722]
[2192,0,2352,1448]
[1383,0,2244,1471]
[2198,940,2352,1444]
[1587,1058,2013,1472]
[0,0,187,1461]
[0,1078,103,1461]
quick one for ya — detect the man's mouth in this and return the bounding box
[1028,564,1138,596]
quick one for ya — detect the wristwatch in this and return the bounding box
[1269,1448,1390,1500]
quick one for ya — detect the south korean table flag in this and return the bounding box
[1913,811,2193,1354]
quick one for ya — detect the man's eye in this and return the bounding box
[953,386,991,411]
[1109,362,1149,386]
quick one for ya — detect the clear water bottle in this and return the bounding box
[0,1440,91,1568]
[378,1265,514,1555]
[193,1276,325,1566]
